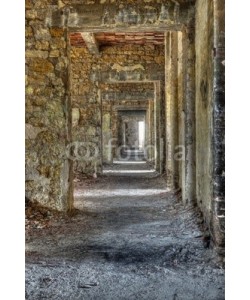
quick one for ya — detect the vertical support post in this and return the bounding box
[148,100,153,161]
[154,81,161,173]
[212,0,225,248]
[123,121,126,146]
[171,32,179,187]
[184,26,196,204]
[157,82,161,173]
[99,89,103,172]
[165,31,179,188]
[65,25,74,213]
[177,31,184,190]
[165,31,171,184]
[179,31,186,202]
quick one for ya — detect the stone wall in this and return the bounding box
[195,0,225,248]
[70,44,164,174]
[25,0,73,211]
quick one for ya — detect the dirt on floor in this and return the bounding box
[26,163,225,300]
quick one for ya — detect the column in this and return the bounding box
[165,31,179,188]
[212,0,225,248]
[184,26,196,203]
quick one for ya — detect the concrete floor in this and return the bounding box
[25,163,225,299]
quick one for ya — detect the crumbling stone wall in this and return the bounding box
[195,0,225,249]
[70,44,164,174]
[25,0,73,211]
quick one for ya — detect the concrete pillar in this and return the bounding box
[111,110,118,161]
[65,27,74,213]
[184,27,196,204]
[171,32,179,187]
[165,31,179,188]
[177,31,185,193]
[212,0,225,248]
[179,31,186,203]
[102,112,112,164]
[148,99,154,162]
[165,32,171,177]
[154,81,161,173]
[145,106,149,159]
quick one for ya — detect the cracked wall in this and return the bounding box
[25,0,73,211]
[195,0,225,249]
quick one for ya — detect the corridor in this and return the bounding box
[25,0,225,298]
[26,165,224,299]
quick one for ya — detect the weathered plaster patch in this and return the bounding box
[25,124,45,139]
[111,63,145,72]
[72,108,80,127]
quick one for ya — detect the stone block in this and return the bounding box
[35,41,50,50]
[26,86,34,95]
[25,123,44,139]
[49,50,60,57]
[26,50,49,59]
[32,97,47,106]
[50,28,65,38]
[34,28,51,41]
[25,26,33,38]
[26,10,37,19]
[50,38,66,50]
[30,58,54,73]
[25,0,32,9]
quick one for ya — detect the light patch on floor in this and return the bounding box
[113,161,147,164]
[103,169,155,174]
[75,188,170,198]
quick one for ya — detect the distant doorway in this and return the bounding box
[138,120,145,149]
